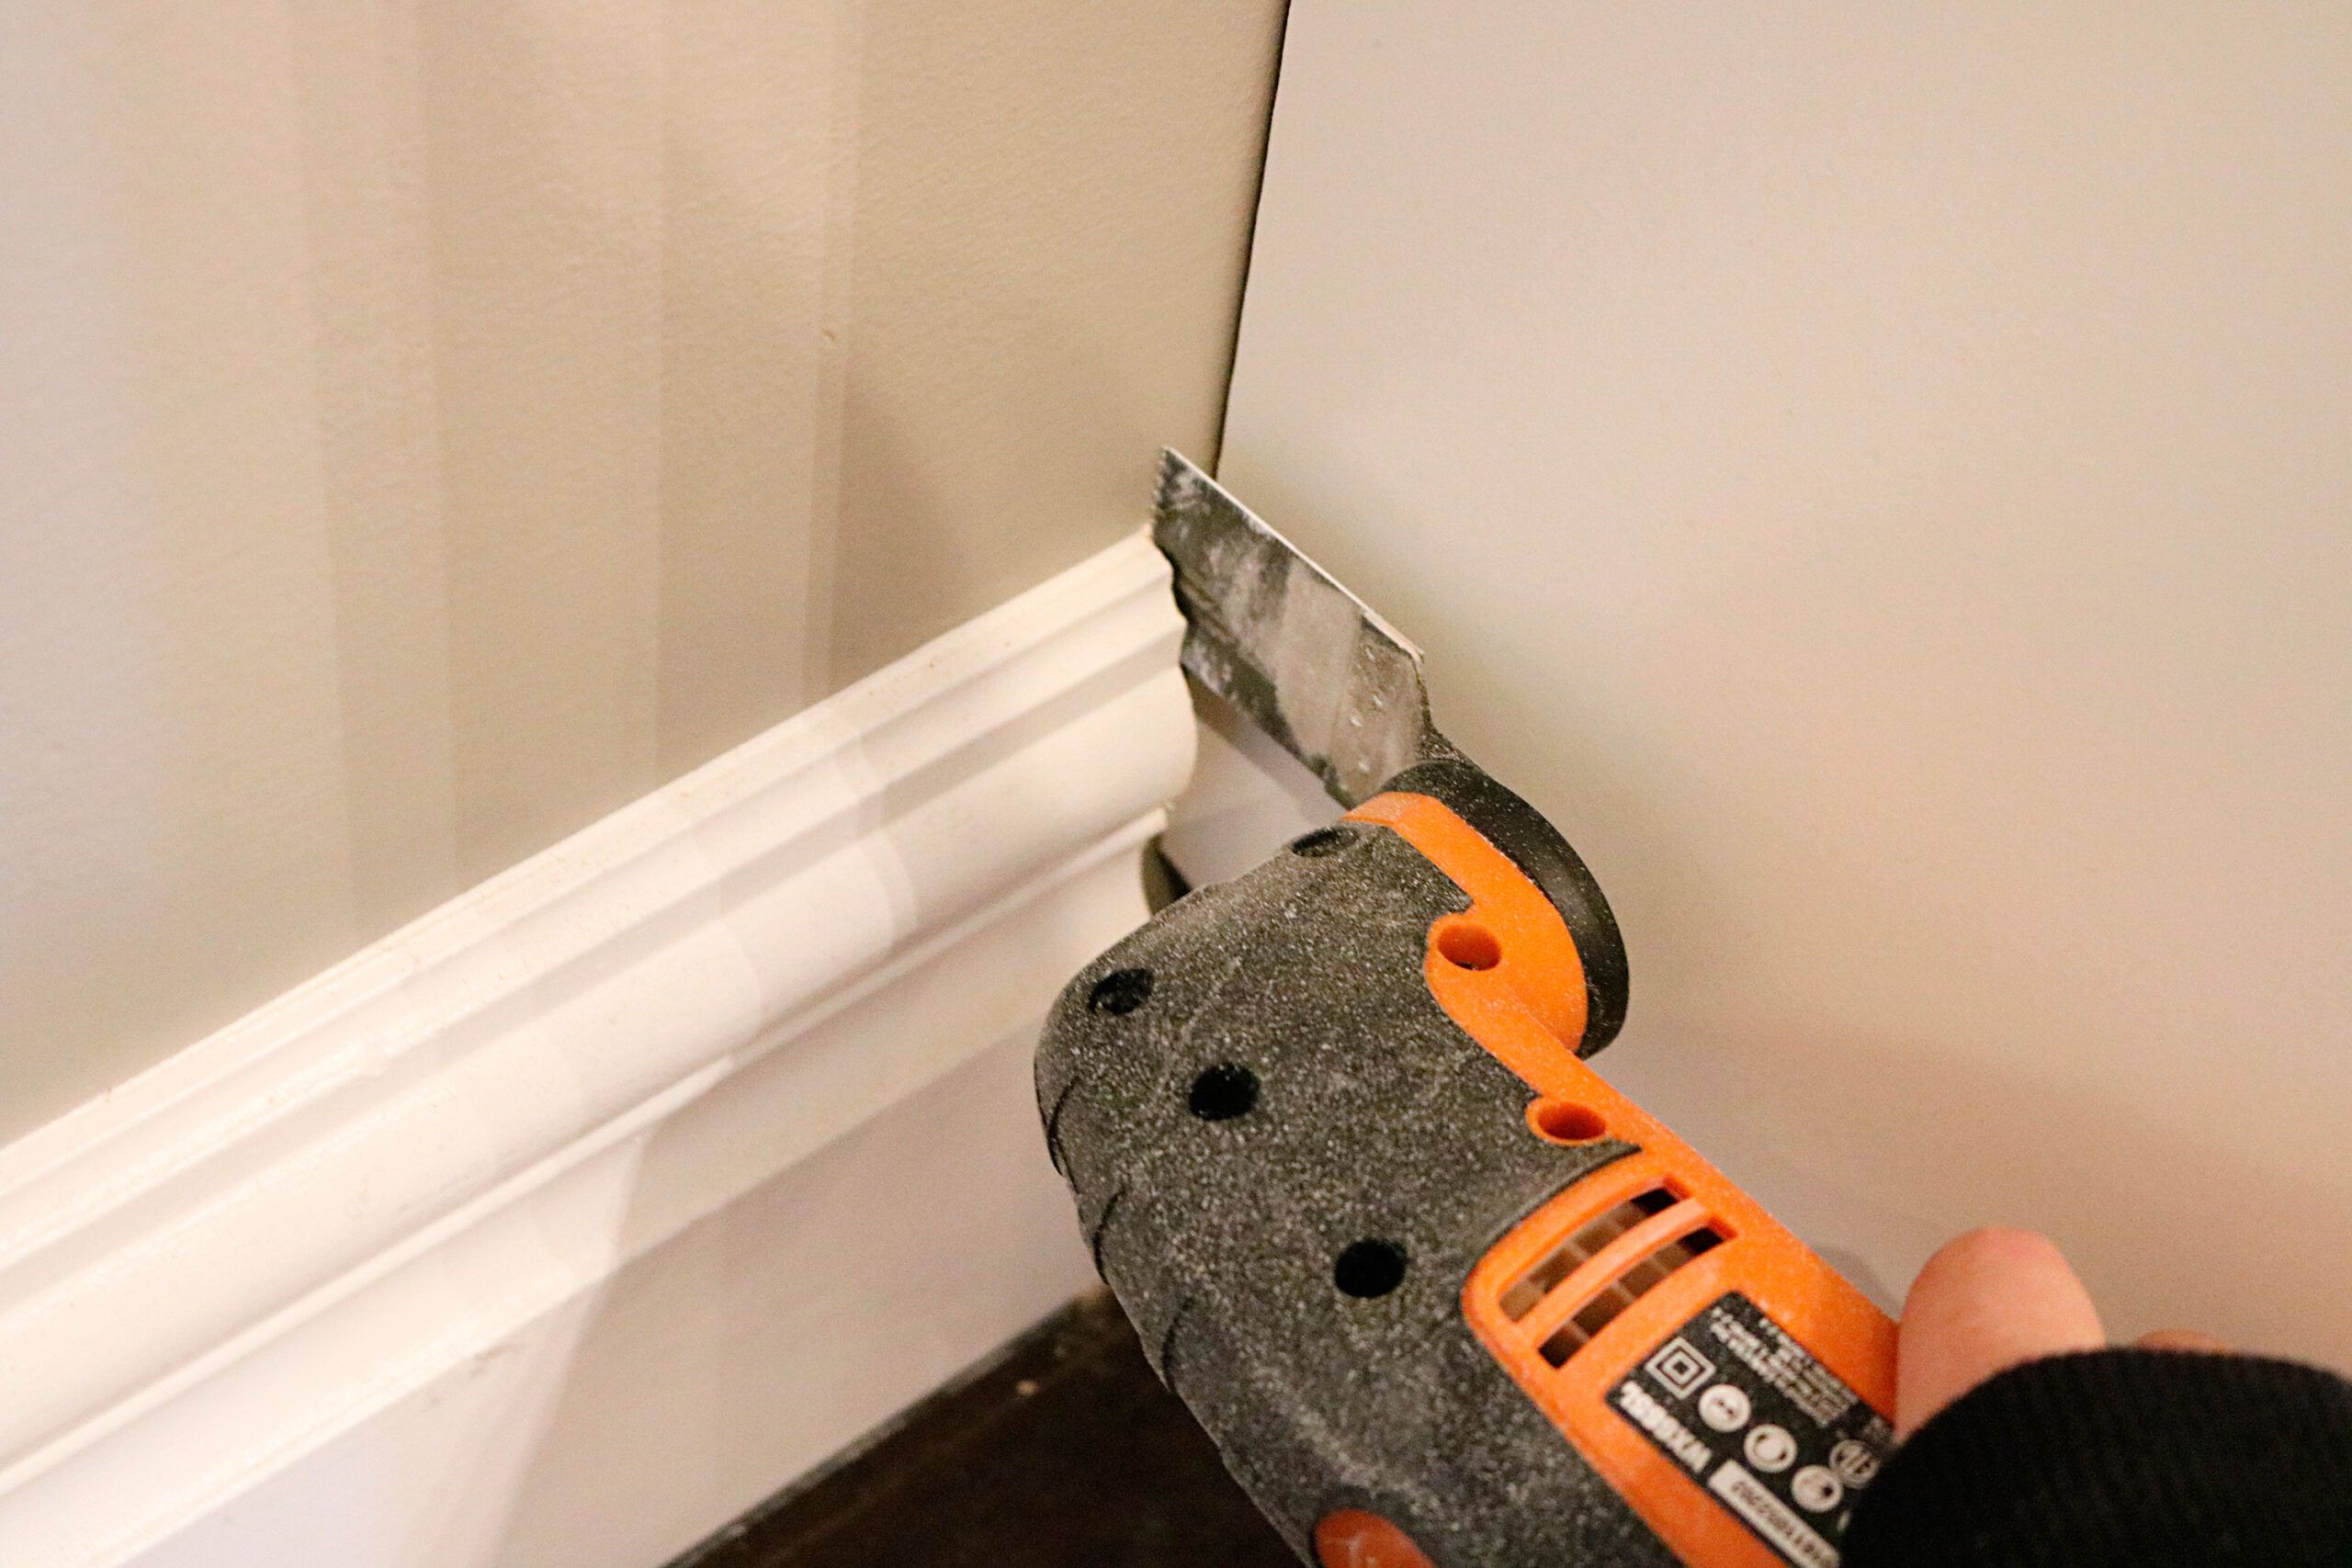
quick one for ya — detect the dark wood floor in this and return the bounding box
[673,1292,1296,1568]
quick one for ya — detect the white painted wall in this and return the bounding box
[1218,3,2351,1365]
[0,0,1282,1143]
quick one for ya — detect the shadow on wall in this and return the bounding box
[1719,1025,2352,1371]
[480,1032,1102,1566]
[0,0,1278,1145]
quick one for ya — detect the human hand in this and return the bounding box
[1894,1224,2227,1438]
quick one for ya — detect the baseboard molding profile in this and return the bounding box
[0,535,1193,1568]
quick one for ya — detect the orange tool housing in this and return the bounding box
[1347,792,1897,1568]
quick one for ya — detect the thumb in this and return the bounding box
[1895,1226,2104,1438]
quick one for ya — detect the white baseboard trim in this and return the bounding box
[0,536,1193,1568]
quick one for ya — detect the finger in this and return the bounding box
[2135,1328,2230,1353]
[1896,1226,2104,1438]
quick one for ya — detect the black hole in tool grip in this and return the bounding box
[1289,825,1358,858]
[1088,967,1153,1015]
[1334,1239,1408,1299]
[1188,1064,1258,1121]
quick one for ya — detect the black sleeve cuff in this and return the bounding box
[1842,1348,2352,1566]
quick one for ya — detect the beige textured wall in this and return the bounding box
[0,0,1282,1143]
[1222,3,2351,1363]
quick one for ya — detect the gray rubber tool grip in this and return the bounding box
[1035,814,1676,1567]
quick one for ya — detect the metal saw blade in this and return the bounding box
[1152,450,1456,807]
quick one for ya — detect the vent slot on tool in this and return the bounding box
[1498,1184,1727,1367]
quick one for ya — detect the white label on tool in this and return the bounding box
[1711,1462,1839,1568]
[1608,1293,1893,1568]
